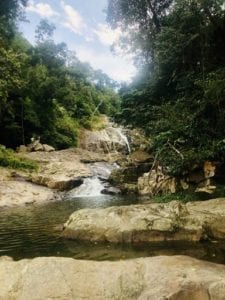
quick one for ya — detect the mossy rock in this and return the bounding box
[120,183,138,194]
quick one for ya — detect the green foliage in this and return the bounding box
[151,190,210,203]
[107,0,173,63]
[35,19,56,43]
[0,0,28,43]
[0,145,38,171]
[0,10,120,150]
[110,0,225,175]
[151,184,225,203]
[50,104,79,149]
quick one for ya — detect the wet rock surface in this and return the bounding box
[79,122,131,154]
[62,198,225,243]
[0,148,120,207]
[108,150,152,194]
[1,255,225,299]
[101,186,121,195]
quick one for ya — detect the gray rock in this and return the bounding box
[42,144,55,152]
[16,145,28,153]
[80,125,130,154]
[33,142,44,151]
[0,179,60,207]
[0,256,225,299]
[31,174,83,191]
[24,149,92,191]
[62,198,225,243]
[26,139,55,152]
[101,186,121,195]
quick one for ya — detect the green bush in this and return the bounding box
[0,145,38,171]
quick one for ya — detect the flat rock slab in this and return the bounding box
[62,198,225,243]
[0,255,225,299]
[21,149,120,191]
[23,149,92,190]
[0,179,59,207]
[0,168,60,207]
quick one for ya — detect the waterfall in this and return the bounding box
[117,128,131,153]
[65,124,131,199]
[113,127,131,153]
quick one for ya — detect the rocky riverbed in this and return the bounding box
[2,121,225,300]
[0,149,96,207]
[0,117,150,207]
[0,121,131,207]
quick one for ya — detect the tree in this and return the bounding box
[0,0,28,43]
[0,8,121,149]
[107,0,173,64]
[35,19,56,43]
[110,0,225,175]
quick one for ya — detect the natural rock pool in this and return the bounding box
[1,195,225,263]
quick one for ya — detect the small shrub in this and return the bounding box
[0,145,38,171]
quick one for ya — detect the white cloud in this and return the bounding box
[74,46,136,82]
[93,23,122,46]
[26,1,59,17]
[60,1,86,35]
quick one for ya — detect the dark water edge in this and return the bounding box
[0,195,225,263]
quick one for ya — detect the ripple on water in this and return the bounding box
[0,196,225,263]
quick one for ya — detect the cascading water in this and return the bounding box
[69,177,104,197]
[66,162,119,198]
[113,127,131,153]
[67,125,130,198]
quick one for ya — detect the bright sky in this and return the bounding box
[19,0,136,82]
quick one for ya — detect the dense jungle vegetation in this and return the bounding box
[1,0,225,178]
[107,0,225,176]
[0,0,120,150]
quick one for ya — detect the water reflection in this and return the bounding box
[0,196,225,263]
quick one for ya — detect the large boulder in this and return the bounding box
[1,255,225,299]
[62,198,225,243]
[79,126,130,154]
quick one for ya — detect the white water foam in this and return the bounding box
[69,176,104,197]
[113,127,131,153]
[67,162,118,198]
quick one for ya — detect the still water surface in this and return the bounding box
[0,195,225,263]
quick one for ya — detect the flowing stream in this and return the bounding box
[66,162,119,198]
[1,131,225,263]
[69,177,104,197]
